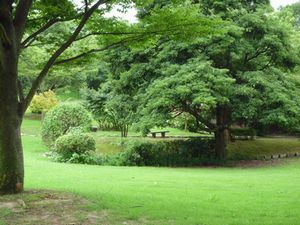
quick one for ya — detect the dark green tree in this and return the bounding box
[98,0,300,159]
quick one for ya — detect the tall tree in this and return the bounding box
[97,0,299,159]
[0,0,113,195]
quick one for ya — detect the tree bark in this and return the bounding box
[214,128,227,160]
[0,73,24,194]
[214,105,230,160]
[0,10,24,193]
[0,0,25,194]
[0,109,24,194]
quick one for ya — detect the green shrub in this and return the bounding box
[49,137,216,167]
[54,131,96,159]
[50,151,102,164]
[106,138,215,167]
[29,90,58,114]
[42,103,92,145]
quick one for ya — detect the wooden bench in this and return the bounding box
[90,126,98,132]
[150,131,169,138]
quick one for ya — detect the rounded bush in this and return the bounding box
[29,90,58,114]
[42,103,92,145]
[54,132,96,158]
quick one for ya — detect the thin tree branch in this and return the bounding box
[21,13,85,49]
[244,47,270,63]
[75,31,142,41]
[181,101,217,131]
[84,0,89,12]
[22,0,109,114]
[74,22,207,42]
[14,0,33,49]
[22,36,37,48]
[55,35,145,65]
[21,19,58,48]
[260,60,272,71]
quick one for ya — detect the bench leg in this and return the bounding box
[161,132,166,138]
[152,133,156,138]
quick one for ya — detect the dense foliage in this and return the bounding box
[29,90,58,114]
[51,138,216,167]
[42,104,92,145]
[84,0,300,159]
[109,138,216,166]
[54,128,96,159]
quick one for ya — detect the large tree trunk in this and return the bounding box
[0,6,24,194]
[0,60,24,194]
[214,128,227,160]
[214,105,230,160]
[0,110,24,194]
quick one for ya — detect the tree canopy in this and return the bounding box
[84,0,300,159]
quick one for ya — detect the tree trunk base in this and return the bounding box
[0,173,23,195]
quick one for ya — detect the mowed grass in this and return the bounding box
[19,119,300,224]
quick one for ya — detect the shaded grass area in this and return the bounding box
[91,127,204,138]
[0,191,90,225]
[228,137,300,160]
[0,190,146,225]
[14,119,300,224]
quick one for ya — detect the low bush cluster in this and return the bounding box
[41,103,97,163]
[42,103,92,145]
[51,150,102,164]
[54,129,96,159]
[113,138,215,167]
[50,138,216,167]
[29,90,58,114]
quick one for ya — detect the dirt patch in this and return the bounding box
[0,190,151,225]
[229,159,287,168]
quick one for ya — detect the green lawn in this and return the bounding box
[15,119,300,224]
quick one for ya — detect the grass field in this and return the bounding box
[1,119,297,224]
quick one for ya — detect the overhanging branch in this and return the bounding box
[55,35,145,65]
[22,0,109,114]
[21,13,85,49]
[21,19,59,48]
[74,22,208,42]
